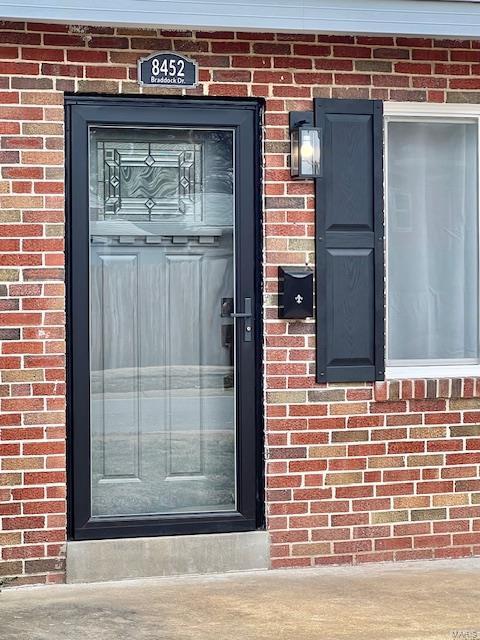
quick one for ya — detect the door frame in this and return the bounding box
[65,95,264,541]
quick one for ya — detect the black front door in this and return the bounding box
[66,96,262,540]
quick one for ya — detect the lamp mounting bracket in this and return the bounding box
[289,111,314,132]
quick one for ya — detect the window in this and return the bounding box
[385,105,480,378]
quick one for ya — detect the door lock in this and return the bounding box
[230,297,253,342]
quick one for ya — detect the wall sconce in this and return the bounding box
[290,123,323,179]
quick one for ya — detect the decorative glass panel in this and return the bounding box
[97,141,203,220]
[89,128,233,229]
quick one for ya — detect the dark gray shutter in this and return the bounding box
[314,98,384,383]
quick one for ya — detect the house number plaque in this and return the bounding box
[137,52,198,87]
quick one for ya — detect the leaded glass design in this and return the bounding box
[89,128,234,230]
[96,141,203,221]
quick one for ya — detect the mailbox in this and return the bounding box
[278,266,313,319]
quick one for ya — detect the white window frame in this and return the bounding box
[384,102,480,380]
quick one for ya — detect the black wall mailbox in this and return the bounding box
[278,266,314,319]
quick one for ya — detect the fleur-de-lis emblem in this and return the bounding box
[295,294,303,305]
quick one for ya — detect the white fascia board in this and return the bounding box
[0,0,480,39]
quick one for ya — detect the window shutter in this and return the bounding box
[314,98,384,383]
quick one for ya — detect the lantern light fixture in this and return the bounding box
[290,122,323,179]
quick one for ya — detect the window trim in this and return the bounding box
[384,102,480,380]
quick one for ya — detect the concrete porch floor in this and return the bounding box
[1,559,480,640]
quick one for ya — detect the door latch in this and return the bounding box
[230,297,253,342]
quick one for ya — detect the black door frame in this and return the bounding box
[65,95,264,541]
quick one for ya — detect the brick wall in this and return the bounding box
[2,21,480,585]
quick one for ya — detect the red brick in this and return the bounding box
[434,547,474,560]
[376,483,415,496]
[450,78,480,90]
[427,439,463,452]
[11,487,44,500]
[231,55,271,68]
[212,70,251,82]
[414,534,451,548]
[88,36,128,48]
[86,65,126,79]
[384,470,420,482]
[333,46,371,58]
[2,545,44,559]
[396,549,434,561]
[352,498,391,512]
[375,537,412,551]
[371,402,407,414]
[0,47,19,59]
[348,444,386,456]
[0,61,39,74]
[410,399,446,412]
[425,412,461,425]
[2,398,43,412]
[24,471,65,486]
[293,72,332,85]
[23,500,65,514]
[446,452,480,465]
[435,63,471,75]
[335,73,371,85]
[270,530,308,544]
[451,506,480,519]
[336,485,372,499]
[311,500,350,514]
[417,481,454,494]
[24,356,64,368]
[328,458,366,471]
[314,555,354,566]
[334,540,372,554]
[395,523,430,536]
[348,415,383,427]
[0,122,20,135]
[331,513,370,527]
[3,516,45,530]
[24,529,65,543]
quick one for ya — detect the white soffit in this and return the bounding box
[0,0,480,38]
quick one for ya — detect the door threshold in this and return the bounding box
[66,531,270,584]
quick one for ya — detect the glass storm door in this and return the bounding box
[68,98,261,540]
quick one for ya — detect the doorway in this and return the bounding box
[66,96,263,540]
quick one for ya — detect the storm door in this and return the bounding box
[67,97,262,540]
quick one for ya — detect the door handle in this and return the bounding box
[230,297,252,342]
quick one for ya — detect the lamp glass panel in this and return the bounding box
[300,127,322,177]
[290,128,299,177]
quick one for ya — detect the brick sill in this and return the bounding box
[375,378,480,401]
